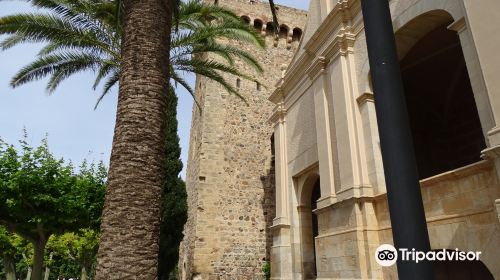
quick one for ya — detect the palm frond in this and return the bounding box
[94,69,119,109]
[171,22,264,50]
[0,13,113,52]
[175,58,257,103]
[191,42,263,73]
[10,51,100,91]
[170,70,200,111]
[1,0,266,107]
[45,57,98,92]
[176,0,239,27]
[0,33,26,49]
[93,60,118,90]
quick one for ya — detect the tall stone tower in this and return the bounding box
[179,1,306,279]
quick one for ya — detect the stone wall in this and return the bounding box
[376,161,500,279]
[179,1,307,279]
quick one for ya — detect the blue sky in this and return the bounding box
[0,0,309,178]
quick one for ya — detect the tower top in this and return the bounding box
[210,0,307,48]
[206,0,306,28]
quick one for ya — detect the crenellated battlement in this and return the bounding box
[239,14,303,48]
[215,0,307,47]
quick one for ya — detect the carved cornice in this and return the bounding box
[356,92,374,106]
[304,0,361,55]
[321,31,357,60]
[448,17,466,33]
[306,56,329,80]
[269,102,287,126]
[270,216,290,230]
[296,204,312,212]
[277,0,362,99]
[269,85,284,104]
[269,222,290,230]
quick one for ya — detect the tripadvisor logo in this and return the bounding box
[375,244,398,267]
[375,244,482,267]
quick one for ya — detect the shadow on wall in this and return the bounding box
[261,134,276,265]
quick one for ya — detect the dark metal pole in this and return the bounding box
[360,1,434,279]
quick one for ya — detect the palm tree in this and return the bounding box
[0,0,264,279]
[0,0,264,107]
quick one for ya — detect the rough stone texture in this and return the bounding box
[178,1,307,279]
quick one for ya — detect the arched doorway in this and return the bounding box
[398,11,486,179]
[433,250,493,280]
[298,176,321,279]
[310,179,320,278]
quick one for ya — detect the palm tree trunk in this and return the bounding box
[95,0,173,279]
[3,255,16,280]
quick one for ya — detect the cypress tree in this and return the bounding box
[159,88,188,280]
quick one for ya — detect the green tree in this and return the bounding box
[0,231,34,280]
[16,239,34,280]
[46,229,100,280]
[0,136,107,280]
[158,87,187,280]
[0,226,23,280]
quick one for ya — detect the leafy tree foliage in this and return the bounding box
[0,135,106,280]
[0,226,23,280]
[0,226,39,280]
[46,229,99,280]
[158,88,187,280]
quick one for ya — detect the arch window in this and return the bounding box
[266,22,275,35]
[398,12,486,179]
[279,24,289,38]
[254,19,263,31]
[292,28,302,41]
[240,16,250,25]
[310,180,320,277]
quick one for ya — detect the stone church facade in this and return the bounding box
[181,0,500,279]
[269,0,500,279]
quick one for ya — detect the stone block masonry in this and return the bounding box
[178,1,307,279]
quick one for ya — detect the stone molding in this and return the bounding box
[448,17,466,33]
[269,102,287,126]
[306,56,329,80]
[277,0,363,101]
[482,145,500,180]
[487,126,500,146]
[420,160,492,187]
[356,92,374,106]
[495,199,500,224]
